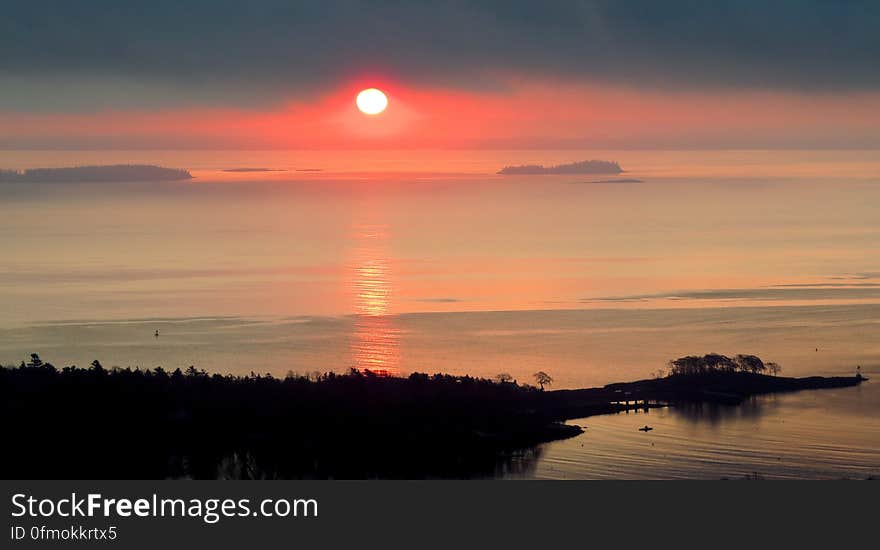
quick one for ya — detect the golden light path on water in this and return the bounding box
[350,223,400,376]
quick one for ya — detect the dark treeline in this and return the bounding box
[667,353,781,377]
[1,355,573,479]
[599,353,863,407]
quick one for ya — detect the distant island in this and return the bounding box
[221,167,284,173]
[0,164,192,183]
[588,178,643,184]
[498,159,623,175]
[0,352,865,479]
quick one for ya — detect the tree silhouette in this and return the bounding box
[734,354,766,375]
[533,371,553,390]
[668,353,777,377]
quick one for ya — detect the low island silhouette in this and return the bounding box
[1,352,864,479]
[0,164,193,183]
[498,159,623,175]
[588,178,644,183]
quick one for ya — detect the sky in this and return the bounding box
[2,0,880,149]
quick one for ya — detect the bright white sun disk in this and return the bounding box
[356,88,388,115]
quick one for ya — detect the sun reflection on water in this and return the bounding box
[350,224,400,376]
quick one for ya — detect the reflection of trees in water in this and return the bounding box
[216,451,276,480]
[670,395,782,427]
[188,445,544,480]
[494,446,543,478]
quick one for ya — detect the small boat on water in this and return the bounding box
[639,425,653,432]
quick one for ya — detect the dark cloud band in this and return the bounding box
[2,0,879,110]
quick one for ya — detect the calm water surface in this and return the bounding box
[517,382,879,480]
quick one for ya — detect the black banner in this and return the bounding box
[1,481,873,549]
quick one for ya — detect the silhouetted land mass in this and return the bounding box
[547,372,865,418]
[498,159,622,175]
[1,360,571,479]
[1,353,864,479]
[587,178,644,183]
[0,165,192,183]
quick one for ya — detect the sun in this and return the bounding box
[356,88,388,115]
